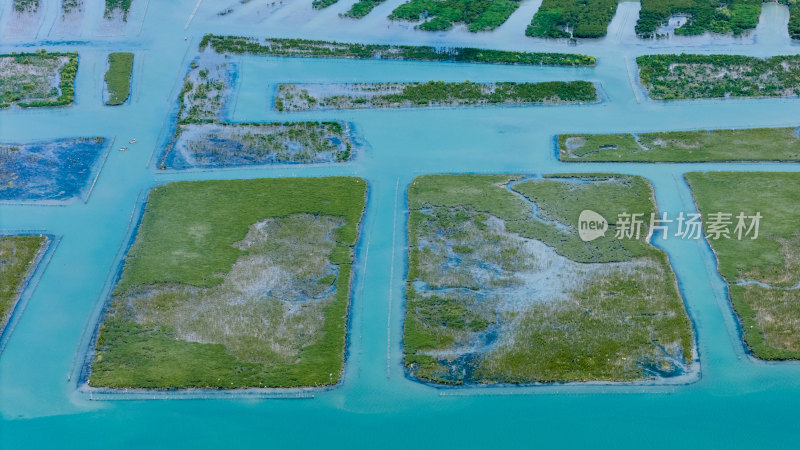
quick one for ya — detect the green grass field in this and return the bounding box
[686,172,800,359]
[405,174,693,384]
[559,127,800,162]
[0,236,47,333]
[90,177,367,389]
[104,52,133,106]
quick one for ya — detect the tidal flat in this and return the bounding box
[275,81,597,111]
[404,174,694,385]
[686,172,800,360]
[559,127,800,162]
[0,137,108,202]
[88,177,367,389]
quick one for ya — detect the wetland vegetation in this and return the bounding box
[0,50,78,108]
[104,52,133,106]
[388,0,522,32]
[275,81,597,111]
[686,173,800,360]
[526,0,619,39]
[637,54,800,100]
[104,0,132,21]
[0,236,47,336]
[636,0,763,38]
[0,137,107,202]
[199,35,597,66]
[13,0,39,13]
[405,174,694,384]
[61,0,82,14]
[89,177,367,389]
[167,122,354,169]
[163,54,356,169]
[559,127,800,162]
[343,0,387,18]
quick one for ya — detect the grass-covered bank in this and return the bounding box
[526,0,619,39]
[686,173,800,360]
[0,50,78,108]
[559,127,800,162]
[199,35,597,66]
[104,52,133,106]
[405,174,694,384]
[0,236,47,336]
[275,81,597,111]
[638,54,800,100]
[89,177,367,389]
[389,0,522,32]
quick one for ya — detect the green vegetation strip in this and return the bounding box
[686,173,800,360]
[405,174,693,384]
[638,54,800,100]
[344,0,386,18]
[0,50,78,108]
[526,0,619,39]
[199,35,596,66]
[559,127,800,162]
[312,0,338,9]
[90,178,367,389]
[275,81,597,111]
[104,52,133,106]
[389,0,522,32]
[1,236,47,334]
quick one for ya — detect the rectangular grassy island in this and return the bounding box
[686,173,800,360]
[199,35,597,66]
[638,54,800,100]
[0,50,78,108]
[89,177,367,389]
[160,53,357,169]
[405,174,694,384]
[389,0,522,32]
[275,81,597,111]
[559,127,800,162]
[0,235,48,338]
[104,52,133,106]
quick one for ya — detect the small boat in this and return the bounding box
[119,147,128,152]
[129,139,137,144]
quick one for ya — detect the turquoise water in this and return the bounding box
[2,0,800,447]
